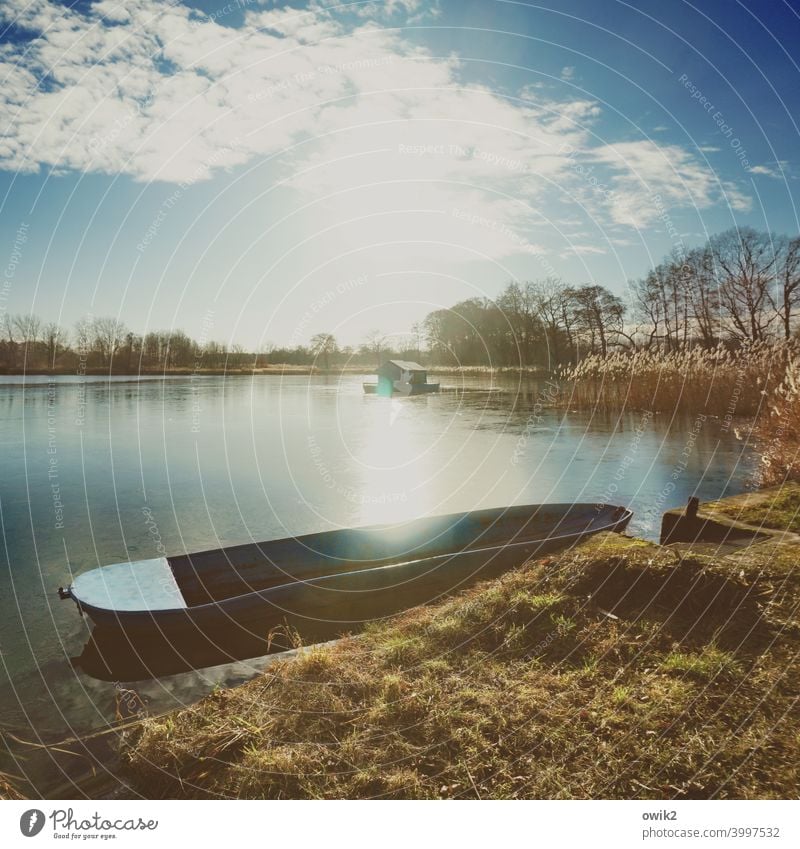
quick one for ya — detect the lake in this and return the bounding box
[0,372,757,791]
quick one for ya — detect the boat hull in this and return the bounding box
[66,504,632,640]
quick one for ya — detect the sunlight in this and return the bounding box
[355,397,434,526]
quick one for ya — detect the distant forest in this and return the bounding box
[3,227,799,373]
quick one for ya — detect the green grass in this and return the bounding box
[704,483,800,534]
[661,647,740,680]
[122,531,800,799]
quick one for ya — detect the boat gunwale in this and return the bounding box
[166,502,618,564]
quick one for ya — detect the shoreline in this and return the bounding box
[6,485,798,800]
[0,365,556,378]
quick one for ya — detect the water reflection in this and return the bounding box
[356,396,438,525]
[74,624,304,682]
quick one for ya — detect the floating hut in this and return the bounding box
[364,360,440,395]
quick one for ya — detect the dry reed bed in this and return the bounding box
[558,342,797,418]
[752,356,800,484]
[124,531,800,799]
[428,365,551,375]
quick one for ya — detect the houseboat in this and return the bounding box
[363,360,440,396]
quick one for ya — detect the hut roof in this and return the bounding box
[384,360,426,372]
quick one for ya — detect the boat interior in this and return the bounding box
[168,503,623,606]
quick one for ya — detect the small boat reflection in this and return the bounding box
[73,620,344,682]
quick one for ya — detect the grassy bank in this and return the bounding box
[123,517,800,799]
[701,482,800,533]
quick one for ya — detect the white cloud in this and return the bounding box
[560,65,576,81]
[569,244,606,255]
[351,0,441,21]
[748,162,788,179]
[0,0,751,257]
[0,1,463,184]
[588,140,751,226]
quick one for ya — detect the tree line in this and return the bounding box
[0,315,420,372]
[0,315,242,372]
[423,227,800,367]
[3,227,798,373]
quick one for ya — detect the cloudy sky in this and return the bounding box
[2,0,799,348]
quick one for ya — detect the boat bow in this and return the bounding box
[67,557,187,614]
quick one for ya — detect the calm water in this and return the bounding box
[0,373,757,787]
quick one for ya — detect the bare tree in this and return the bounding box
[711,227,778,342]
[164,330,193,368]
[633,271,665,349]
[228,343,248,369]
[572,285,625,356]
[773,235,800,340]
[309,332,337,369]
[1,314,17,368]
[666,251,692,348]
[683,246,720,348]
[527,277,575,367]
[363,329,387,367]
[560,286,579,360]
[497,281,539,365]
[2,314,15,344]
[92,317,128,366]
[42,322,67,366]
[74,316,93,358]
[423,310,450,364]
[3,313,41,368]
[410,321,423,360]
[12,313,41,348]
[142,331,165,366]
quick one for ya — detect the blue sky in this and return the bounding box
[2,0,799,348]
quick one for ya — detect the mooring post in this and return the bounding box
[685,496,699,520]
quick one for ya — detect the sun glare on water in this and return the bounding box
[354,397,436,526]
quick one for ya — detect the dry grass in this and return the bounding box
[752,356,800,484]
[428,365,551,375]
[0,771,27,800]
[558,342,794,417]
[123,531,800,799]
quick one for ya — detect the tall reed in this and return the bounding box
[558,341,796,419]
[752,354,800,484]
